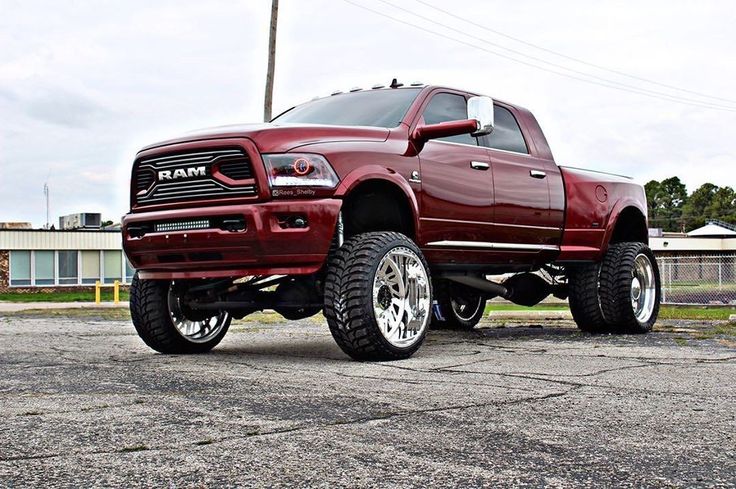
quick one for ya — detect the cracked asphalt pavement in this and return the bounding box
[1,315,735,487]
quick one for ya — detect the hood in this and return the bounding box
[139,123,391,153]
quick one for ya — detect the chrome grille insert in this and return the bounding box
[136,170,155,192]
[134,148,256,206]
[218,159,253,180]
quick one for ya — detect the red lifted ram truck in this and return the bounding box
[122,81,661,360]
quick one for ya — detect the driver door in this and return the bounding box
[416,91,495,261]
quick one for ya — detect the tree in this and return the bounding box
[706,186,736,224]
[644,180,663,225]
[682,183,718,230]
[645,177,688,232]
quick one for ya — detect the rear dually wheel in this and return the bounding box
[599,242,660,333]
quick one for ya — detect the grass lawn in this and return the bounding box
[485,302,736,321]
[0,290,130,303]
[1,292,734,322]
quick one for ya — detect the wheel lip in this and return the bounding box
[167,284,230,344]
[631,253,657,323]
[371,245,431,349]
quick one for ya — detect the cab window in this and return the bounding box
[483,106,528,154]
[421,93,478,146]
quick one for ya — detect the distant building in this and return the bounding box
[0,222,33,230]
[650,221,736,257]
[686,220,736,238]
[0,228,132,293]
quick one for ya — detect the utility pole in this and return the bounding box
[263,0,279,122]
[43,182,50,229]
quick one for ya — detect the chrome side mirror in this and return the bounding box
[468,96,494,136]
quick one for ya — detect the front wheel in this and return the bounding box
[130,275,231,353]
[323,232,432,361]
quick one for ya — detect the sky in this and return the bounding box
[1,0,735,227]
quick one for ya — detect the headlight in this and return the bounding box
[262,153,339,188]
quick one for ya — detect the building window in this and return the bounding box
[103,251,122,284]
[10,251,31,286]
[58,251,79,285]
[34,251,55,285]
[81,251,100,285]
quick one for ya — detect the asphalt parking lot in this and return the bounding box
[1,313,735,487]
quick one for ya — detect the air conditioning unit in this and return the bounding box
[59,213,102,230]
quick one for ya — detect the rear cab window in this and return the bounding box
[482,105,528,154]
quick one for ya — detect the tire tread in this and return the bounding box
[130,275,229,354]
[323,232,430,361]
[599,242,660,333]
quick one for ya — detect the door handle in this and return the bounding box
[530,170,546,179]
[470,161,490,171]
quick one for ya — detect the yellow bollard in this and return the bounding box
[95,281,101,304]
[114,280,120,304]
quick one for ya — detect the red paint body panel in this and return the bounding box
[122,85,647,279]
[123,200,341,279]
[557,166,647,261]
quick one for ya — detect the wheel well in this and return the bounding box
[341,180,416,240]
[610,206,648,245]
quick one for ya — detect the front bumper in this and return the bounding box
[122,199,342,280]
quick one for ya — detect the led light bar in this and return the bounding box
[155,219,210,233]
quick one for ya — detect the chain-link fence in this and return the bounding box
[657,255,736,305]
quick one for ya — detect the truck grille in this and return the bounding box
[134,148,257,206]
[219,159,253,180]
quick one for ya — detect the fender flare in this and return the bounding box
[602,198,648,252]
[334,165,421,236]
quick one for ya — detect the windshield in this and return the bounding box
[272,88,421,128]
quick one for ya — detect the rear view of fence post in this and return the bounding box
[661,261,667,303]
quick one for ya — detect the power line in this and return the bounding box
[341,0,736,112]
[372,0,736,111]
[374,0,736,110]
[413,0,736,106]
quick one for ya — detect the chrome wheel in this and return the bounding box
[167,284,230,343]
[451,293,484,322]
[372,247,431,348]
[631,253,656,323]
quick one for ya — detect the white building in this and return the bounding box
[0,229,133,292]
